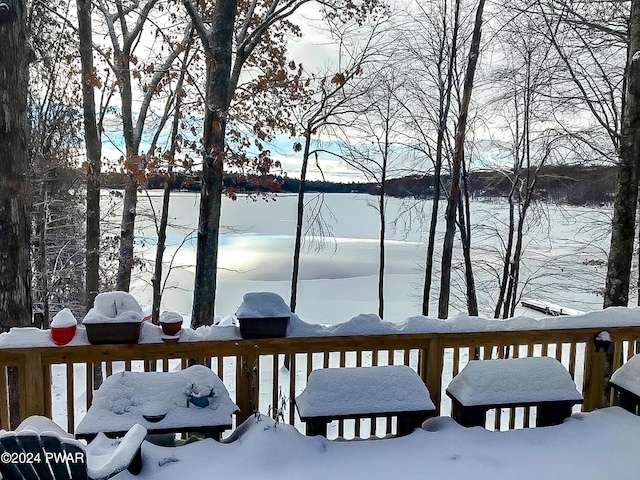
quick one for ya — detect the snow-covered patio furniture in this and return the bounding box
[75,365,238,442]
[0,416,146,480]
[446,357,583,428]
[236,292,291,339]
[610,354,640,415]
[82,291,144,344]
[295,365,436,437]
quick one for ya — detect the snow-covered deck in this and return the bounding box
[129,407,640,480]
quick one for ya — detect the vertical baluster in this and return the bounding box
[85,363,93,408]
[555,343,563,362]
[323,352,329,369]
[627,341,635,361]
[372,350,378,367]
[181,358,187,370]
[483,346,492,360]
[494,408,501,430]
[541,343,549,357]
[43,364,52,419]
[403,349,409,366]
[611,341,623,405]
[453,348,460,376]
[338,350,345,437]
[66,363,74,434]
[270,355,278,418]
[527,344,534,357]
[289,354,296,425]
[163,358,169,373]
[355,349,362,437]
[125,360,132,371]
[509,408,516,430]
[216,357,223,378]
[0,365,8,430]
[106,361,113,377]
[569,343,577,379]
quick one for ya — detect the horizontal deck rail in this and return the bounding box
[1,325,639,437]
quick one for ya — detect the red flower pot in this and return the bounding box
[160,321,182,336]
[51,325,77,346]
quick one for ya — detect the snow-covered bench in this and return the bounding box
[446,357,583,428]
[295,365,436,437]
[610,354,640,415]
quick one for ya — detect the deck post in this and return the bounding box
[425,338,443,415]
[583,339,606,411]
[236,344,258,425]
[23,352,46,418]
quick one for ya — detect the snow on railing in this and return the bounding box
[1,307,640,438]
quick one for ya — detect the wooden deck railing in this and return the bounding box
[1,325,639,437]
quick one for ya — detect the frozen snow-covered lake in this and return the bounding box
[104,191,612,323]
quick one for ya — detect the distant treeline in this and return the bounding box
[101,164,617,205]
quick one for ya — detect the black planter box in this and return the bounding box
[85,322,141,344]
[238,316,289,339]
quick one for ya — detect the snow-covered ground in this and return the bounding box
[112,407,640,480]
[115,192,612,323]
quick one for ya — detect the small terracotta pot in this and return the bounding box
[51,325,77,346]
[160,321,182,336]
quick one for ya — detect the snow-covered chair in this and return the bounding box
[0,416,147,480]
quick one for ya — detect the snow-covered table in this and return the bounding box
[295,365,436,437]
[76,365,238,441]
[610,354,640,415]
[446,357,583,428]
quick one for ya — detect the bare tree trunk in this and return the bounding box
[438,0,486,319]
[378,161,387,319]
[290,128,312,313]
[504,207,526,317]
[188,0,237,328]
[152,186,170,323]
[458,163,478,316]
[35,195,50,327]
[1,0,32,428]
[77,0,102,311]
[77,0,104,392]
[152,50,190,323]
[494,197,515,317]
[637,203,640,306]
[0,0,32,330]
[115,41,139,292]
[605,0,640,307]
[422,0,461,317]
[116,181,137,291]
[377,109,391,319]
[98,0,186,293]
